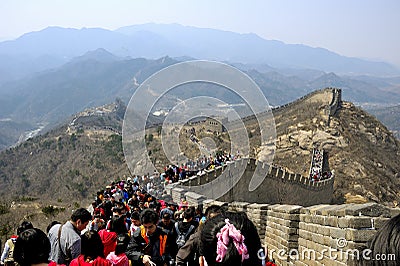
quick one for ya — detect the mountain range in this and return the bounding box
[0,23,400,150]
[0,23,399,85]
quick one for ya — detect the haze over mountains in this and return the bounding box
[0,23,399,83]
[0,23,400,150]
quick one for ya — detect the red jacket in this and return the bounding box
[98,230,117,257]
[70,255,111,266]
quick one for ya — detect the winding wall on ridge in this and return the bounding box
[163,88,400,265]
[167,89,343,206]
[168,158,334,207]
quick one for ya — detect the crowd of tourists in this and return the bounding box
[1,152,274,266]
[308,149,332,182]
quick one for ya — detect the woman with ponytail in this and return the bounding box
[200,212,263,266]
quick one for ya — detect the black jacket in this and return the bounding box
[176,229,202,266]
[126,225,173,266]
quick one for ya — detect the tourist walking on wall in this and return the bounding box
[13,228,55,266]
[200,211,263,266]
[69,231,111,266]
[106,234,130,266]
[126,209,173,266]
[48,208,92,265]
[1,221,33,265]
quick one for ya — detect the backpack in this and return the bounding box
[174,222,195,249]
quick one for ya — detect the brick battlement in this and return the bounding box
[168,158,334,206]
[206,201,398,266]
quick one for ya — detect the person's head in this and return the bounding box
[198,205,226,230]
[162,213,171,225]
[81,230,105,260]
[112,206,126,217]
[204,205,225,220]
[13,228,50,266]
[46,221,61,234]
[201,211,262,266]
[17,221,33,235]
[71,208,92,231]
[115,234,130,256]
[363,214,400,266]
[140,209,159,236]
[183,207,195,221]
[131,211,141,226]
[109,215,128,235]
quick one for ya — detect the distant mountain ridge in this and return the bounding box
[1,51,400,151]
[117,23,399,75]
[0,23,398,86]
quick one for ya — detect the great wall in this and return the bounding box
[168,158,334,206]
[163,88,400,265]
[165,162,399,265]
[225,87,342,128]
[67,87,399,265]
[167,88,341,206]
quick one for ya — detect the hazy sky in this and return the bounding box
[1,0,399,67]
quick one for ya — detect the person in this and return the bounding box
[200,211,263,266]
[1,221,33,265]
[129,212,141,236]
[159,203,174,219]
[48,208,92,265]
[172,207,198,256]
[158,213,174,234]
[13,228,54,266]
[106,234,130,266]
[126,209,173,266]
[99,215,128,257]
[176,205,224,266]
[360,214,400,265]
[70,231,111,266]
[90,212,106,232]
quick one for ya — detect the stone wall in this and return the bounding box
[200,200,400,266]
[326,88,342,117]
[324,88,341,126]
[168,158,334,206]
[224,88,336,131]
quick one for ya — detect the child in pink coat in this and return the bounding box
[106,234,130,266]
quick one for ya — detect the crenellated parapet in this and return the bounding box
[166,157,334,207]
[198,200,400,266]
[225,87,341,133]
[272,88,334,113]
